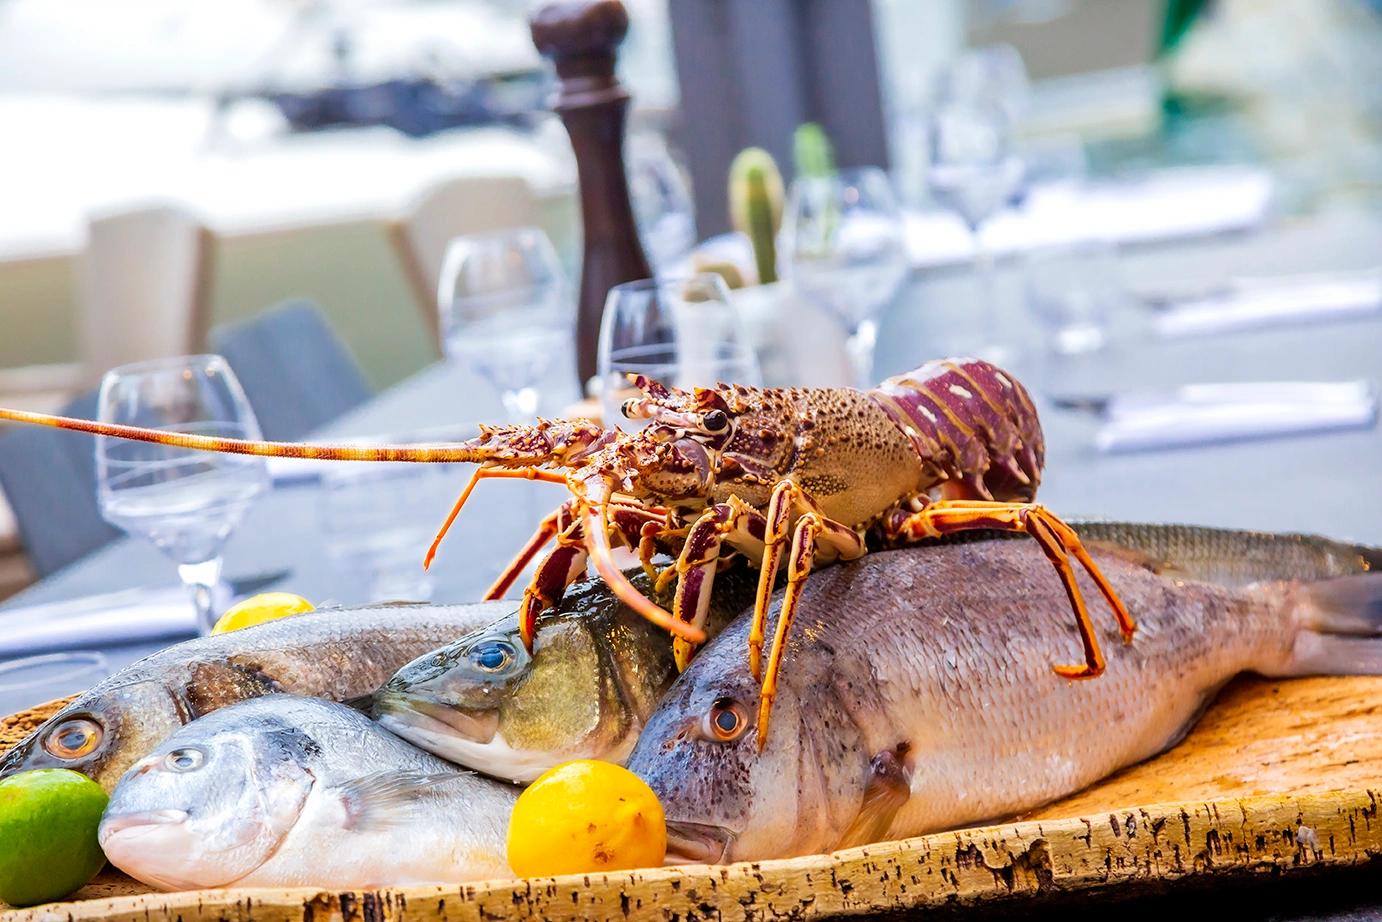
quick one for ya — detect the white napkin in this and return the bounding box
[1094,381,1378,453]
[0,587,203,658]
[1154,274,1382,338]
[905,165,1273,268]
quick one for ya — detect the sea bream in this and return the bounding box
[372,524,1377,781]
[627,540,1382,863]
[99,695,515,890]
[0,600,511,790]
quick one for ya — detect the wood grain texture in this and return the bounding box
[5,674,1382,920]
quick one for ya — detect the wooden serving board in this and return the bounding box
[4,675,1382,921]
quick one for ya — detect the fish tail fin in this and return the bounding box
[1276,574,1382,676]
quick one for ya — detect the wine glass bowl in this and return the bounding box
[779,167,908,386]
[96,355,270,635]
[597,274,762,430]
[438,226,573,422]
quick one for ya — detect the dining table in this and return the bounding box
[1,201,1381,919]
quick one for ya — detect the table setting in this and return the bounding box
[1,1,1382,919]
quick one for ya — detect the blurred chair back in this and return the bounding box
[0,392,120,578]
[210,301,373,441]
[78,203,214,384]
[387,175,542,346]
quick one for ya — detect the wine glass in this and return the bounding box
[926,100,1025,362]
[779,167,909,388]
[598,275,763,431]
[628,130,697,276]
[438,226,573,424]
[96,355,270,635]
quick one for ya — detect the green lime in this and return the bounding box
[0,769,108,907]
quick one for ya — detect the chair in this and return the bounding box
[210,301,373,441]
[386,175,543,347]
[77,202,215,384]
[0,392,120,578]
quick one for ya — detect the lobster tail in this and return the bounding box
[868,358,1044,502]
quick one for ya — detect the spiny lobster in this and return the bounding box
[0,358,1134,748]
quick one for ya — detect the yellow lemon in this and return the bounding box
[211,592,314,635]
[0,769,108,907]
[507,760,666,877]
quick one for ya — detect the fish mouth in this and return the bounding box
[100,809,190,836]
[664,820,736,865]
[373,692,500,744]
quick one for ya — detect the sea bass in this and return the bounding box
[373,567,760,782]
[0,601,510,790]
[374,525,1375,781]
[628,540,1382,863]
[99,695,515,890]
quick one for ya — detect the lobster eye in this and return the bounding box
[471,640,515,673]
[42,717,103,760]
[701,410,729,433]
[701,697,748,742]
[164,747,205,773]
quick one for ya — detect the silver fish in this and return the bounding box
[372,567,759,782]
[374,525,1375,782]
[627,540,1382,863]
[0,601,511,790]
[99,695,515,890]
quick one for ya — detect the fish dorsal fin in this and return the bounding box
[333,770,475,831]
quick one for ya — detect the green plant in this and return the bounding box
[728,148,784,285]
[793,122,836,179]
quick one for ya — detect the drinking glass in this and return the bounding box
[778,167,909,388]
[628,130,697,275]
[598,275,763,431]
[1024,240,1121,355]
[0,652,108,714]
[926,100,1025,362]
[438,227,573,424]
[96,355,270,635]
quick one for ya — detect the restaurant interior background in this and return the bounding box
[0,0,1379,605]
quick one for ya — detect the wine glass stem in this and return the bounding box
[846,318,879,389]
[178,557,224,636]
[972,222,1001,354]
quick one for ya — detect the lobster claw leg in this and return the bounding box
[756,511,866,751]
[669,496,768,672]
[882,500,1136,679]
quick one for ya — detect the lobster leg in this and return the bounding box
[883,500,1136,678]
[669,497,769,671]
[512,500,672,649]
[425,465,568,569]
[751,481,846,679]
[756,513,866,750]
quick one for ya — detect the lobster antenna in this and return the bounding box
[0,407,482,463]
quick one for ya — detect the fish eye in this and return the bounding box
[471,640,515,673]
[701,697,748,742]
[42,717,103,760]
[701,410,729,433]
[164,747,205,773]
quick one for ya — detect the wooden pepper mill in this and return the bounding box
[530,0,653,386]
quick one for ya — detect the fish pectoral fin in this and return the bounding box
[836,746,912,851]
[333,770,474,831]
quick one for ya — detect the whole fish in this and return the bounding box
[373,567,760,782]
[0,601,511,791]
[99,695,515,890]
[627,540,1382,863]
[375,525,1376,781]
